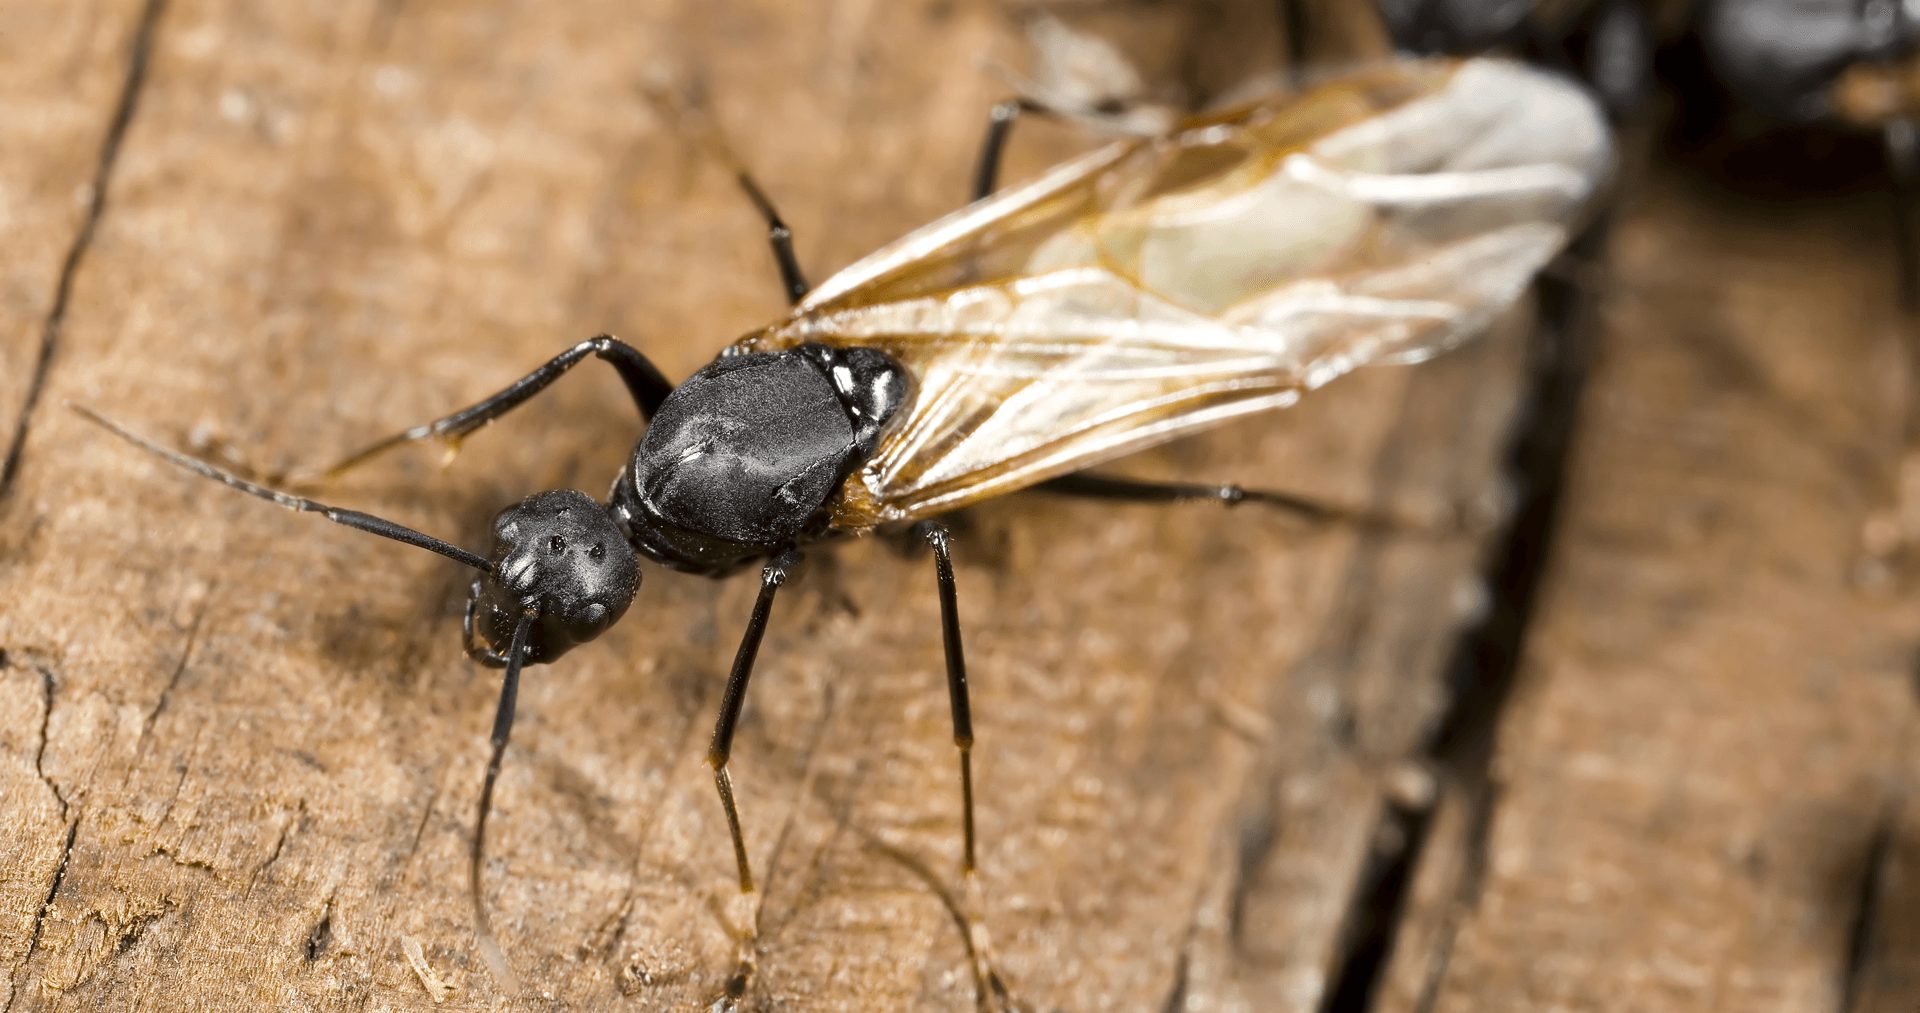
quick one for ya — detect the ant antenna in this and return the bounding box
[71,404,493,572]
[78,403,547,988]
[470,610,534,993]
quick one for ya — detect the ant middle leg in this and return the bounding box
[302,335,672,482]
[704,549,801,999]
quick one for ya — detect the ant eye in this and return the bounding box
[589,543,605,561]
[548,535,566,553]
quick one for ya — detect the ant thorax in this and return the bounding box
[609,343,908,575]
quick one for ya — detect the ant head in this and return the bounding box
[471,489,639,665]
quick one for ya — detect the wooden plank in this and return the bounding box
[1377,148,1920,1009]
[0,1,1529,1009]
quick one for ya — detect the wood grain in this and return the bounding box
[12,2,1913,1012]
[0,1,1526,1010]
[1376,142,1920,1011]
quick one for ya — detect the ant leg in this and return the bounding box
[913,521,1009,1001]
[469,610,535,993]
[706,549,801,998]
[972,99,1040,202]
[1034,472,1438,531]
[1279,0,1309,72]
[731,171,810,304]
[913,522,977,874]
[643,91,809,303]
[307,335,672,481]
[971,94,1163,203]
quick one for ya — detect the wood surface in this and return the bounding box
[1377,136,1920,1011]
[1,2,1915,1012]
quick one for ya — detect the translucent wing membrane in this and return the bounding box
[729,58,1613,529]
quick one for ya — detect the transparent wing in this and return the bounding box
[729,57,1613,529]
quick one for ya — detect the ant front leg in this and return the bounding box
[972,99,1040,202]
[648,98,809,304]
[704,548,801,999]
[731,172,810,305]
[469,611,535,994]
[306,335,672,482]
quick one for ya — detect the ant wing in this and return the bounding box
[729,57,1613,530]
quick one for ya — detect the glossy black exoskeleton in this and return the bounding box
[612,345,910,573]
[467,489,639,666]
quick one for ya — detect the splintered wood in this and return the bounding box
[0,1,1914,1011]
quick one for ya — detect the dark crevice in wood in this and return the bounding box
[247,799,306,898]
[6,819,81,1013]
[1225,768,1281,948]
[115,902,173,957]
[304,895,334,962]
[1317,225,1609,1013]
[0,0,169,505]
[1907,647,1920,710]
[1155,869,1215,1013]
[134,601,207,762]
[1836,801,1896,1013]
[34,665,67,818]
[1319,796,1422,1013]
[1155,944,1192,1013]
[399,782,437,868]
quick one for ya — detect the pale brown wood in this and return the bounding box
[1376,151,1920,1010]
[0,1,1539,1010]
[0,0,155,490]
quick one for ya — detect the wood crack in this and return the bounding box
[1317,225,1609,1012]
[134,601,207,761]
[0,0,169,503]
[32,666,67,818]
[245,799,305,898]
[6,819,81,1013]
[1835,799,1897,1013]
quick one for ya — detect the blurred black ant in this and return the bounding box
[1370,0,1659,117]
[1363,0,1920,304]
[1692,0,1920,305]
